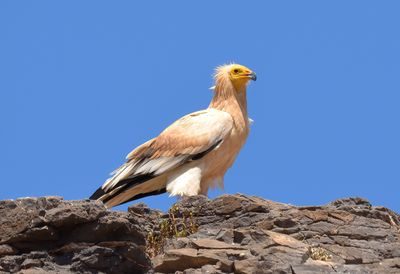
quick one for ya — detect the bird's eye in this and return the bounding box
[233,69,240,74]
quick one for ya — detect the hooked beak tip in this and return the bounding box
[250,72,257,81]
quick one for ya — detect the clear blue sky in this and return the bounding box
[1,1,399,212]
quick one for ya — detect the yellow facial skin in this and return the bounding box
[229,65,257,91]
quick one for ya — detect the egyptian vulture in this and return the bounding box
[90,64,257,208]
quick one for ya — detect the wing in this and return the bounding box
[90,108,233,206]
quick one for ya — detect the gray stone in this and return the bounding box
[0,198,150,273]
[0,195,399,273]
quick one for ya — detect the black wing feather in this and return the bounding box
[89,139,223,206]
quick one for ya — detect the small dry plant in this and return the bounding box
[309,246,332,261]
[146,204,198,257]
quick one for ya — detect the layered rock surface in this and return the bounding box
[0,194,399,273]
[0,197,150,273]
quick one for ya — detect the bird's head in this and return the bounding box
[214,64,257,92]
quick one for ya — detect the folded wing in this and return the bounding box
[90,109,233,207]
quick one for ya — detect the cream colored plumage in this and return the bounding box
[90,64,257,208]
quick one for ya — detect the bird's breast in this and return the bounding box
[201,125,249,183]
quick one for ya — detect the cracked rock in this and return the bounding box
[0,194,399,273]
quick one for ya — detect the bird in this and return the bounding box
[90,64,257,208]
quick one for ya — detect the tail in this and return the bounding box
[90,175,167,208]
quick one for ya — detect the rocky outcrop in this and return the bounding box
[0,195,399,274]
[150,195,400,274]
[0,197,150,273]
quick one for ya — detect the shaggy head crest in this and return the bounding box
[214,64,256,92]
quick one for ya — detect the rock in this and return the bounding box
[191,239,245,250]
[43,199,106,227]
[264,230,308,250]
[0,197,151,273]
[20,258,43,269]
[0,195,399,273]
[291,263,335,274]
[215,229,234,244]
[233,258,258,274]
[150,195,400,273]
[0,245,17,256]
[153,248,219,272]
